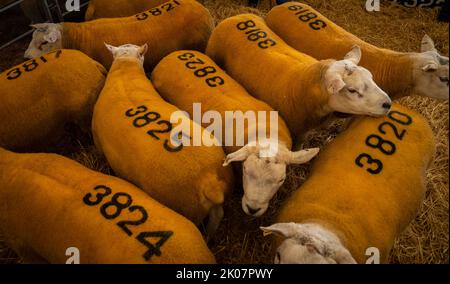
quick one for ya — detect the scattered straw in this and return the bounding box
[0,0,447,264]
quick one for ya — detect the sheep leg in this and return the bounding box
[206,205,224,237]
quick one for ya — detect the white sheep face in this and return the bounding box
[223,143,320,217]
[261,223,357,264]
[105,43,148,66]
[25,23,62,59]
[412,35,449,100]
[275,238,337,264]
[325,46,392,116]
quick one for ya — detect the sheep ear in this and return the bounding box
[422,62,438,71]
[287,148,320,165]
[421,34,437,53]
[344,45,361,65]
[43,29,60,43]
[326,76,346,94]
[223,144,256,166]
[260,223,298,238]
[333,248,357,264]
[30,23,48,30]
[104,43,118,54]
[139,44,148,56]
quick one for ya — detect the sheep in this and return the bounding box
[24,0,214,71]
[266,2,449,100]
[261,103,436,264]
[151,50,320,217]
[0,49,106,151]
[85,0,170,20]
[0,147,216,264]
[92,44,234,235]
[205,14,392,141]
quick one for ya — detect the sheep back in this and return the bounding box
[0,49,106,151]
[0,148,216,264]
[275,103,435,263]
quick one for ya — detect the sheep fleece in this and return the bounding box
[0,148,216,264]
[275,104,435,263]
[85,0,170,20]
[63,0,213,71]
[92,58,234,225]
[206,14,331,140]
[0,49,106,151]
[151,50,293,154]
[266,2,414,97]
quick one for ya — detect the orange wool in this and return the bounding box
[85,0,169,20]
[0,49,106,151]
[92,58,234,225]
[206,14,333,141]
[275,103,435,263]
[63,0,213,71]
[151,50,293,154]
[0,148,216,264]
[266,2,415,98]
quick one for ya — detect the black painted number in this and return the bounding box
[4,51,61,80]
[6,68,21,80]
[133,112,161,128]
[125,105,183,153]
[126,105,148,117]
[378,122,406,140]
[288,4,327,31]
[83,185,112,206]
[206,76,225,87]
[83,185,173,261]
[137,231,173,261]
[365,134,396,155]
[236,20,277,49]
[100,192,133,220]
[355,153,383,175]
[117,205,148,236]
[177,52,225,88]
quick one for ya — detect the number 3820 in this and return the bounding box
[355,110,413,175]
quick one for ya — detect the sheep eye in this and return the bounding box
[440,76,448,83]
[38,41,49,50]
[347,88,358,94]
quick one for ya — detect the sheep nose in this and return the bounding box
[382,102,391,110]
[246,205,261,215]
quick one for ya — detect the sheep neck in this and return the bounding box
[359,47,415,99]
[281,61,332,141]
[62,23,84,52]
[106,59,156,103]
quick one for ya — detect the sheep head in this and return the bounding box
[223,142,319,217]
[25,23,62,59]
[261,223,356,264]
[411,34,449,100]
[105,43,148,67]
[324,46,392,116]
